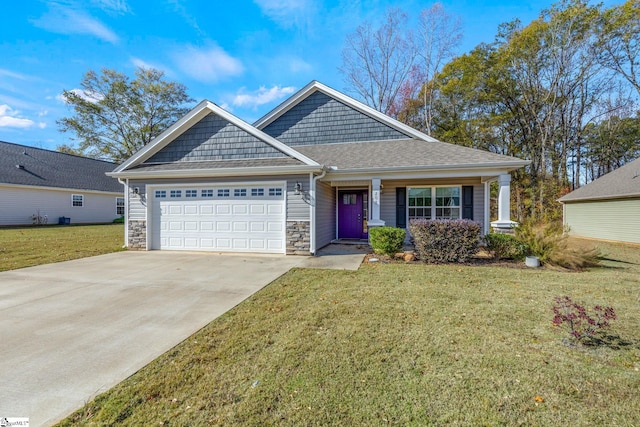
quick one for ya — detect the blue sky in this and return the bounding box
[0,0,613,151]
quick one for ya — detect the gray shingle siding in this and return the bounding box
[146,113,287,163]
[261,91,409,146]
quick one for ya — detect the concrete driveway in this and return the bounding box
[0,251,310,426]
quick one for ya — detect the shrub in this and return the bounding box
[484,232,529,260]
[113,216,125,224]
[552,296,617,344]
[516,220,600,270]
[409,219,481,263]
[369,226,406,256]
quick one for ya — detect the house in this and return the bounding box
[108,81,528,255]
[0,141,123,226]
[559,157,640,244]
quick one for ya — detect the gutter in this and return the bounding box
[107,164,324,179]
[309,166,330,255]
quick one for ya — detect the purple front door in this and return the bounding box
[338,190,368,239]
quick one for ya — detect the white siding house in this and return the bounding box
[559,157,640,244]
[0,141,123,226]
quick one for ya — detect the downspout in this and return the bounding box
[310,167,329,255]
[118,178,128,247]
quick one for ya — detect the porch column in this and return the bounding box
[490,174,517,231]
[369,178,385,227]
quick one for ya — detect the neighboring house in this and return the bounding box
[109,81,528,255]
[0,141,123,226]
[559,157,640,244]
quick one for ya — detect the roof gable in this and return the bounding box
[260,90,408,146]
[113,101,319,174]
[255,81,440,145]
[559,157,640,202]
[0,141,121,193]
[145,112,288,163]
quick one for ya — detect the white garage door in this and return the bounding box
[150,184,285,253]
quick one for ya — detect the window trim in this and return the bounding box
[116,197,125,216]
[407,185,462,223]
[72,194,84,207]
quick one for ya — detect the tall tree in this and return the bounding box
[415,3,463,134]
[339,8,417,117]
[597,0,640,96]
[58,67,193,163]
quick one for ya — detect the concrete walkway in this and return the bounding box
[0,248,365,426]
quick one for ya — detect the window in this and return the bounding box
[218,189,230,197]
[185,189,197,198]
[269,187,283,196]
[155,190,166,198]
[342,194,357,205]
[251,188,264,196]
[170,190,182,198]
[408,186,460,220]
[72,194,84,207]
[234,188,247,197]
[116,197,125,215]
[408,188,431,220]
[435,187,461,219]
[201,189,214,198]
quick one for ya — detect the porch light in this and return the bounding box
[294,182,302,194]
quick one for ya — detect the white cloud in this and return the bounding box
[172,45,243,83]
[92,0,131,14]
[0,68,28,80]
[31,4,119,44]
[289,58,312,73]
[232,85,296,108]
[56,89,104,104]
[38,122,47,129]
[0,104,36,129]
[254,0,315,29]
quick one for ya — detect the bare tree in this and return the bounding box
[417,3,463,134]
[340,8,417,117]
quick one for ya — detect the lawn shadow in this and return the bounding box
[581,334,639,350]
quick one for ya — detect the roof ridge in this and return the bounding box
[0,140,118,165]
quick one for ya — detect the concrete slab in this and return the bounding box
[301,244,369,270]
[0,251,306,426]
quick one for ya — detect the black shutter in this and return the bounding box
[462,186,474,220]
[396,187,406,228]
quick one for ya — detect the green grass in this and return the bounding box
[57,239,640,426]
[0,224,124,271]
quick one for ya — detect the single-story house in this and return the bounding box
[559,157,640,244]
[0,141,123,226]
[108,81,528,255]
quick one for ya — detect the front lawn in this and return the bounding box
[58,239,640,426]
[0,224,124,271]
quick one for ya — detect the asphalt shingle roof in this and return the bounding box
[294,139,526,170]
[559,157,640,202]
[0,141,122,193]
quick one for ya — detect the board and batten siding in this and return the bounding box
[0,185,123,225]
[315,180,336,249]
[564,199,640,244]
[379,179,484,229]
[126,175,311,222]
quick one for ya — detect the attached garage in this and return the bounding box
[149,183,286,253]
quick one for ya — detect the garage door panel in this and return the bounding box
[233,204,248,215]
[152,185,286,253]
[216,205,231,214]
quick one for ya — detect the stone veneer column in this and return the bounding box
[128,220,147,250]
[286,221,311,255]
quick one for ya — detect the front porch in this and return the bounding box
[312,174,518,254]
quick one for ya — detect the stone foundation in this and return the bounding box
[286,221,311,255]
[128,220,147,250]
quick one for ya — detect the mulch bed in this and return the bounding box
[364,250,529,269]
